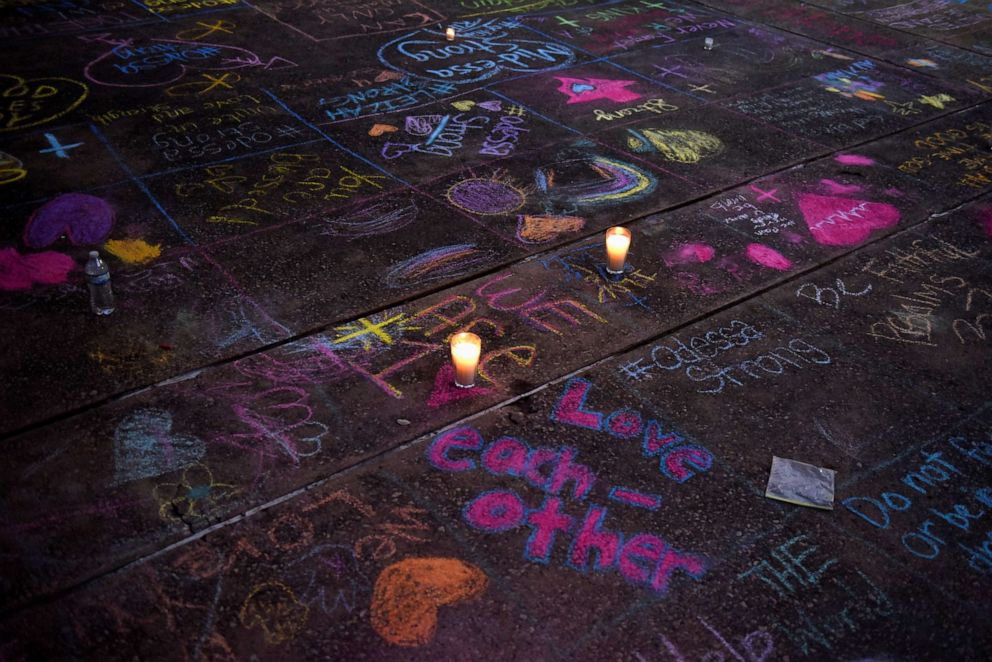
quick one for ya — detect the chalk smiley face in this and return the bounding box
[0,74,89,132]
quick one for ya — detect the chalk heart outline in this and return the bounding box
[0,74,89,132]
[112,408,206,486]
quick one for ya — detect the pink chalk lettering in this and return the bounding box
[482,436,528,476]
[661,445,714,483]
[464,490,526,532]
[569,505,621,572]
[524,447,558,490]
[551,377,604,430]
[618,533,666,584]
[548,447,596,500]
[608,487,662,511]
[651,547,707,594]
[475,273,545,311]
[427,426,484,472]
[643,420,683,455]
[525,496,574,562]
[606,408,643,439]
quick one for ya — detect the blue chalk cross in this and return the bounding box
[39,132,83,159]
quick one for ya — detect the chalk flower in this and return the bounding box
[153,463,237,522]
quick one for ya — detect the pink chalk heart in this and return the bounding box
[427,364,493,409]
[0,247,74,290]
[478,100,502,111]
[797,193,900,246]
[24,193,115,248]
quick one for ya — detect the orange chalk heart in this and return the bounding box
[371,557,488,647]
[369,123,398,137]
[516,214,585,244]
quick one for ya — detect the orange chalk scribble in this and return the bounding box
[371,557,488,647]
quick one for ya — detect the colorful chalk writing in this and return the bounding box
[0,73,89,132]
[616,320,832,395]
[377,19,576,84]
[551,377,714,483]
[737,534,894,655]
[427,426,708,594]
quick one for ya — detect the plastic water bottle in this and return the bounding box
[85,250,115,315]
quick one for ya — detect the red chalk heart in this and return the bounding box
[797,193,900,246]
[24,193,115,248]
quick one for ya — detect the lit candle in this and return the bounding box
[450,332,481,388]
[446,27,455,41]
[605,226,631,275]
[704,37,714,50]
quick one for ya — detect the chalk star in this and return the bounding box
[555,76,642,105]
[39,133,83,159]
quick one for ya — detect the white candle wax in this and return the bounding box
[605,227,631,274]
[450,332,481,387]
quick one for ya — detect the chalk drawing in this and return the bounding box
[371,557,488,647]
[446,174,528,215]
[535,155,656,206]
[555,76,641,104]
[427,363,495,408]
[0,74,89,132]
[515,214,585,244]
[152,462,237,522]
[286,544,372,616]
[662,243,715,266]
[112,408,206,486]
[745,243,793,271]
[318,200,418,238]
[625,128,724,163]
[797,193,900,246]
[0,247,74,291]
[24,193,115,248]
[385,244,496,288]
[239,581,310,644]
[104,238,162,265]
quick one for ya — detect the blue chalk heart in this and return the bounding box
[571,83,596,94]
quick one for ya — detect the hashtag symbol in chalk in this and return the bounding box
[618,358,653,381]
[505,105,527,117]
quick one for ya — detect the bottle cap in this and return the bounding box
[89,251,99,258]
